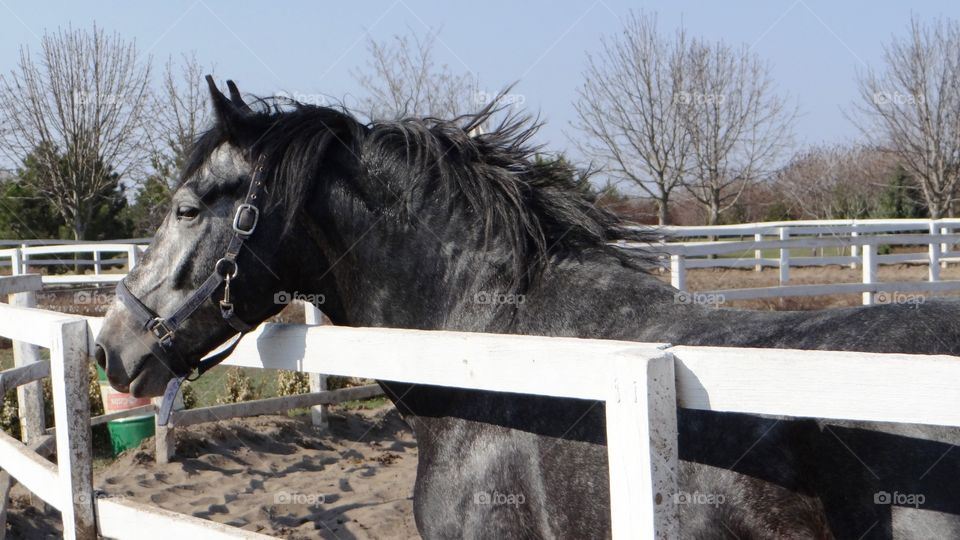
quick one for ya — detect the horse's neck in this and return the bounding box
[300,218,513,330]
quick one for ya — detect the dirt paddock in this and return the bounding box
[6,406,420,540]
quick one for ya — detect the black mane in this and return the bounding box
[182,97,659,284]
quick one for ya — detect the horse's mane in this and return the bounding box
[182,97,659,283]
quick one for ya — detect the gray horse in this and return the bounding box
[96,79,959,539]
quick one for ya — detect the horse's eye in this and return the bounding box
[176,205,200,221]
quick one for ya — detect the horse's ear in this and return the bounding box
[226,80,253,113]
[206,75,246,138]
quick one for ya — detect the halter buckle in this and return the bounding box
[148,318,174,347]
[232,204,259,237]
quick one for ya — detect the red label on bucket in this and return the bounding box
[100,384,151,412]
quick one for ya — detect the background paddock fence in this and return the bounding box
[2,272,960,538]
[621,218,960,305]
[0,239,149,285]
[9,219,960,305]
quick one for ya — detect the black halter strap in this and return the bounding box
[115,155,269,425]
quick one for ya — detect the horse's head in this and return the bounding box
[95,78,324,397]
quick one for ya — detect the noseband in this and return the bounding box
[114,156,269,425]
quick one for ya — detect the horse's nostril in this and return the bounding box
[94,344,107,370]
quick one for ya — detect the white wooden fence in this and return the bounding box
[0,239,148,285]
[8,219,960,305]
[631,218,960,305]
[1,272,960,538]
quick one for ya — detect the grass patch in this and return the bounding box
[0,349,12,370]
[338,396,391,410]
[184,367,283,408]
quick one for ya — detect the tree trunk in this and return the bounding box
[657,196,670,226]
[930,204,942,220]
[708,199,721,226]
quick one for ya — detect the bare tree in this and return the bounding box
[0,25,151,239]
[571,12,689,225]
[852,15,960,219]
[150,53,215,189]
[773,145,899,219]
[352,27,479,120]
[678,39,795,225]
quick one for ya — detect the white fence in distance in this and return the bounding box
[624,218,960,305]
[0,239,148,285]
[8,219,960,305]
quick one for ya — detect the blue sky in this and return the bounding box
[1,0,958,166]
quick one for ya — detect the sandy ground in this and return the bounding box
[4,405,420,540]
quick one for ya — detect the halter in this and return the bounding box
[114,155,269,426]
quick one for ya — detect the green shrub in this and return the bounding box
[217,367,262,404]
[180,381,197,409]
[277,370,310,396]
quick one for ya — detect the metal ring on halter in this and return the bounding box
[215,258,239,279]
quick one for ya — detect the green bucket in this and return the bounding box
[106,415,155,455]
[95,365,156,455]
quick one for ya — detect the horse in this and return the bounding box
[95,78,960,539]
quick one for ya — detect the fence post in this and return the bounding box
[929,222,941,282]
[10,248,21,277]
[153,395,179,465]
[862,243,877,306]
[778,227,790,285]
[606,352,678,539]
[669,254,686,291]
[941,226,949,269]
[126,245,138,271]
[850,225,859,269]
[304,302,329,430]
[92,250,101,276]
[20,244,28,275]
[9,290,45,444]
[49,319,96,540]
[753,233,763,272]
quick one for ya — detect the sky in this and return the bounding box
[1,0,959,169]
